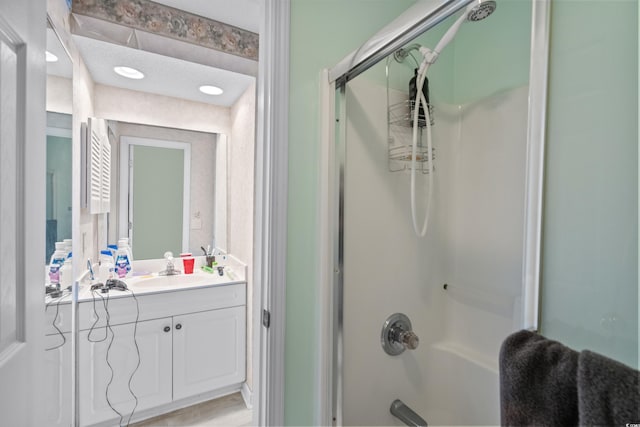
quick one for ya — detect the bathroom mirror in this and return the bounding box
[68,34,253,260]
[105,120,224,260]
[45,22,73,263]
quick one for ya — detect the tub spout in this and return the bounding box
[390,399,427,427]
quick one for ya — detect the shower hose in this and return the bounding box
[410,60,434,237]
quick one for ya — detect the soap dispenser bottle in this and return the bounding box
[59,252,73,288]
[48,242,67,285]
[115,241,132,278]
[98,250,115,282]
[118,238,133,263]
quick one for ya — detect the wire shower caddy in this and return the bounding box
[386,57,435,173]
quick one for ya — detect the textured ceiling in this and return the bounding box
[74,34,255,107]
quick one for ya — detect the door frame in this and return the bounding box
[254,0,290,425]
[39,0,291,425]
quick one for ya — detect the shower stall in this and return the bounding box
[325,0,545,424]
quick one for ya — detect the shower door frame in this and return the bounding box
[320,0,552,424]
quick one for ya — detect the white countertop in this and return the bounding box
[45,265,245,305]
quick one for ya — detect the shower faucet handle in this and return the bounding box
[381,313,419,355]
[399,330,419,350]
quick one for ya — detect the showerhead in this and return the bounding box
[393,1,497,66]
[432,0,497,55]
[466,0,497,22]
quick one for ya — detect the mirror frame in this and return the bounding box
[119,136,192,256]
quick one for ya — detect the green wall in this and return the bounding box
[540,0,638,367]
[288,1,414,424]
[367,0,531,105]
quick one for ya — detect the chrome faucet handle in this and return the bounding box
[159,251,181,275]
[399,330,419,350]
[164,251,175,269]
[381,313,420,355]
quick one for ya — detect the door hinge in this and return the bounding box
[262,309,271,328]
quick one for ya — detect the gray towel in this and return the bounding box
[499,330,579,426]
[578,350,640,426]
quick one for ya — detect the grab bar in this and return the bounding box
[390,399,428,427]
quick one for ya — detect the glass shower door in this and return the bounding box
[336,1,535,424]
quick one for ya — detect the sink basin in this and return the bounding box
[129,273,217,290]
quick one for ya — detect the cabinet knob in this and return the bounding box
[163,326,171,333]
[175,323,182,330]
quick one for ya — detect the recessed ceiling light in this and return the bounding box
[45,51,58,63]
[114,66,145,80]
[199,85,224,96]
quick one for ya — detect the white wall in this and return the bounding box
[46,75,72,114]
[342,77,447,426]
[228,81,256,390]
[75,53,98,269]
[106,121,217,254]
[342,76,528,425]
[94,85,230,135]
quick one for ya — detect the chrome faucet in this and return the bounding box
[390,399,428,427]
[159,251,181,276]
[381,313,419,355]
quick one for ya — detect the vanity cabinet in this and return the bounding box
[44,333,72,427]
[79,318,173,426]
[173,306,246,400]
[77,283,246,427]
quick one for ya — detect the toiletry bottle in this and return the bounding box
[48,263,61,286]
[118,237,134,264]
[48,242,67,284]
[107,244,118,258]
[63,238,72,258]
[59,253,73,288]
[114,242,132,278]
[98,250,115,282]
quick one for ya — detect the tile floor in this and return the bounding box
[131,393,252,427]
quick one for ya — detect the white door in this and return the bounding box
[173,306,246,400]
[79,318,173,426]
[0,0,46,425]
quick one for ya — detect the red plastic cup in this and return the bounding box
[182,256,195,274]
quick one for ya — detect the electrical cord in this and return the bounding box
[87,286,141,426]
[87,289,108,342]
[45,290,71,351]
[104,300,126,427]
[124,288,141,426]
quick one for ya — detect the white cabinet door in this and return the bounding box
[173,306,246,400]
[79,317,173,426]
[43,333,71,427]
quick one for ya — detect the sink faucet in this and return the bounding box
[159,251,181,276]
